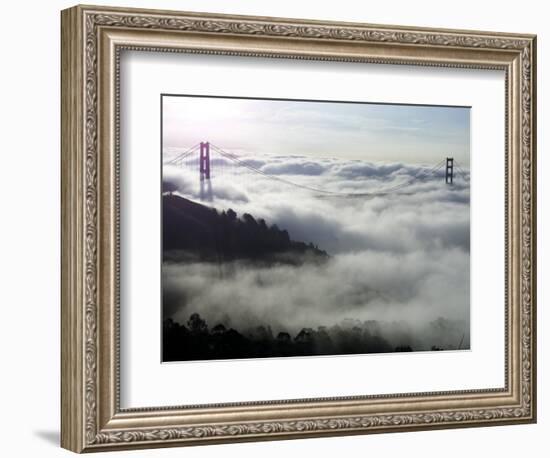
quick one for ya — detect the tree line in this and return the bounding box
[161,313,436,362]
[163,194,328,264]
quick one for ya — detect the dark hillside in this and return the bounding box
[163,194,328,264]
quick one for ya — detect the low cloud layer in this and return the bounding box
[162,151,470,351]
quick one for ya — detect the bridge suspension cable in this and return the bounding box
[453,160,470,182]
[210,143,447,197]
[164,142,466,196]
[164,143,201,165]
[210,144,340,195]
[346,159,446,197]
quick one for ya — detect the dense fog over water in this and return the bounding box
[162,152,470,352]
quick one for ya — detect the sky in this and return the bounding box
[162,95,470,166]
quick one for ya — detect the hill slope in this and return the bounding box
[163,194,328,264]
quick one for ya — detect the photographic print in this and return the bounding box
[161,95,471,362]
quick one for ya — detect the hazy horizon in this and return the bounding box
[162,95,470,167]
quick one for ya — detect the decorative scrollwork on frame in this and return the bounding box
[94,407,528,444]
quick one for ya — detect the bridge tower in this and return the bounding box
[445,157,454,184]
[199,141,211,181]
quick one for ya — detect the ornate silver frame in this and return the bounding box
[61,4,537,453]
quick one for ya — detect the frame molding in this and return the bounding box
[61,4,536,453]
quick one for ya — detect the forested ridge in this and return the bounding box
[163,194,328,264]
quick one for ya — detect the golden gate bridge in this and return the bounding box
[164,141,470,199]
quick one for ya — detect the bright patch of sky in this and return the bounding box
[163,95,470,167]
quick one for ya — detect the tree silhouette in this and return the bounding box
[163,194,329,265]
[162,313,417,362]
[187,313,208,334]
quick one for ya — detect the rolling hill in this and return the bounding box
[162,194,328,265]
